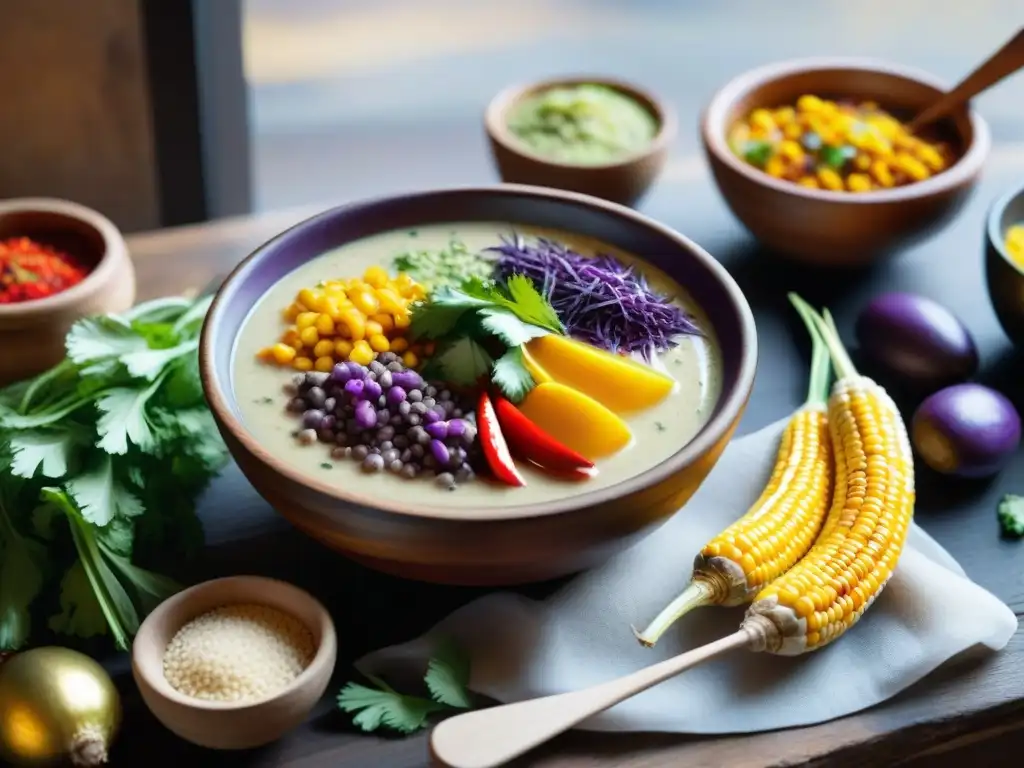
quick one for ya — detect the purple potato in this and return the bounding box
[855,292,978,390]
[911,383,1021,477]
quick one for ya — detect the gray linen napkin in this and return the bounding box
[356,417,1019,734]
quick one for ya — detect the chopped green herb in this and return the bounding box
[742,140,773,168]
[337,639,472,734]
[393,239,494,291]
[997,494,1024,538]
[320,463,333,470]
[257,396,274,405]
[819,145,848,169]
[407,230,418,237]
[655,421,666,432]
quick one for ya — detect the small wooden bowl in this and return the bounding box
[985,180,1024,347]
[131,576,337,751]
[701,58,991,266]
[484,76,677,207]
[0,197,136,384]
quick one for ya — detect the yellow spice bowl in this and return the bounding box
[131,575,337,751]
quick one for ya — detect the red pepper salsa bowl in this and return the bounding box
[199,185,757,586]
[0,198,136,384]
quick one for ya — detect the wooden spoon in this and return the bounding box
[429,629,754,768]
[907,27,1024,133]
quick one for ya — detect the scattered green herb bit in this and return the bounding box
[742,140,773,168]
[655,422,666,432]
[320,463,333,470]
[392,238,494,291]
[997,494,1024,538]
[407,230,418,237]
[819,145,848,169]
[489,234,699,360]
[337,639,472,734]
[0,294,227,651]
[256,396,274,405]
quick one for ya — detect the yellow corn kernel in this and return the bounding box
[916,144,946,172]
[870,159,895,188]
[749,108,776,132]
[894,152,930,181]
[363,265,390,288]
[313,339,335,359]
[817,167,843,191]
[778,140,804,164]
[796,94,824,113]
[314,313,335,336]
[292,356,313,372]
[297,288,319,310]
[271,343,297,364]
[853,153,872,171]
[375,287,405,314]
[797,177,820,189]
[389,337,409,354]
[334,339,354,359]
[365,319,384,338]
[319,296,343,319]
[295,311,319,330]
[765,156,786,178]
[256,347,273,361]
[773,106,796,126]
[338,309,366,341]
[393,273,417,297]
[313,356,333,372]
[747,303,914,656]
[299,327,319,347]
[283,303,303,321]
[370,313,395,333]
[368,333,390,353]
[408,284,427,301]
[846,173,873,192]
[393,312,411,330]
[349,340,374,366]
[783,122,804,140]
[282,329,303,350]
[350,289,380,316]
[401,351,419,369]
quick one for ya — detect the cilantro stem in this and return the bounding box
[66,515,129,650]
[18,359,75,413]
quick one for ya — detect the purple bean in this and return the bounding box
[354,404,377,429]
[400,448,412,462]
[376,409,390,427]
[352,444,370,461]
[435,472,456,490]
[302,409,325,429]
[388,459,404,474]
[407,389,423,403]
[330,363,352,384]
[345,361,368,379]
[391,371,424,391]
[377,425,395,442]
[369,360,386,375]
[393,435,409,449]
[287,397,306,413]
[331,446,351,460]
[397,401,411,416]
[451,408,463,419]
[381,448,400,464]
[461,425,477,445]
[389,414,404,426]
[455,465,475,483]
[335,433,349,446]
[364,380,383,400]
[410,401,427,415]
[407,414,421,426]
[378,370,393,389]
[447,418,467,438]
[344,379,365,399]
[321,414,337,433]
[425,421,448,440]
[410,443,425,458]
[423,410,441,425]
[308,372,329,387]
[400,463,417,479]
[362,453,385,473]
[386,386,407,406]
[430,439,450,466]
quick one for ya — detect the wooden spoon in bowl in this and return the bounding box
[907,27,1024,133]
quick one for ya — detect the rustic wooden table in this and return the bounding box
[103,137,1024,766]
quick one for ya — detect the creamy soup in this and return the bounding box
[233,222,723,509]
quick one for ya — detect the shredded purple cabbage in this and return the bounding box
[487,234,701,360]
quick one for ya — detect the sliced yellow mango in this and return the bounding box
[521,345,552,384]
[525,335,675,414]
[517,382,632,460]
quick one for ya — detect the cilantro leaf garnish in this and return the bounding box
[478,308,549,348]
[459,274,563,334]
[425,338,493,387]
[337,640,473,734]
[67,456,144,526]
[997,494,1024,538]
[8,427,78,479]
[491,347,535,403]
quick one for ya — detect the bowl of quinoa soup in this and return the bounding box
[200,185,757,585]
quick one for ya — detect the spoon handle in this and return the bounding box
[908,27,1024,133]
[429,629,752,768]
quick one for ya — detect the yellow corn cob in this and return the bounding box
[741,296,915,656]
[634,310,834,647]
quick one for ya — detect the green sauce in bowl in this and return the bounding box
[505,84,659,166]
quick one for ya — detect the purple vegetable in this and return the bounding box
[447,418,467,438]
[345,361,368,379]
[855,292,978,390]
[363,380,383,400]
[425,421,448,440]
[302,409,325,429]
[423,409,441,424]
[330,364,352,384]
[344,379,365,399]
[911,383,1021,478]
[386,386,407,405]
[354,400,377,429]
[391,371,424,391]
[429,439,450,466]
[488,234,700,359]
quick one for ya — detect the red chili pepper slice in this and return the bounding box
[477,392,526,487]
[493,395,595,474]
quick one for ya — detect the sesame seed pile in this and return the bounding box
[162,604,316,703]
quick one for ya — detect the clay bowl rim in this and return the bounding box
[484,74,679,171]
[200,183,758,522]
[701,56,991,204]
[986,178,1024,276]
[0,197,128,320]
[132,575,337,713]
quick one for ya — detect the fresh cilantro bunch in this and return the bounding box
[337,639,474,734]
[411,274,563,402]
[0,295,228,651]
